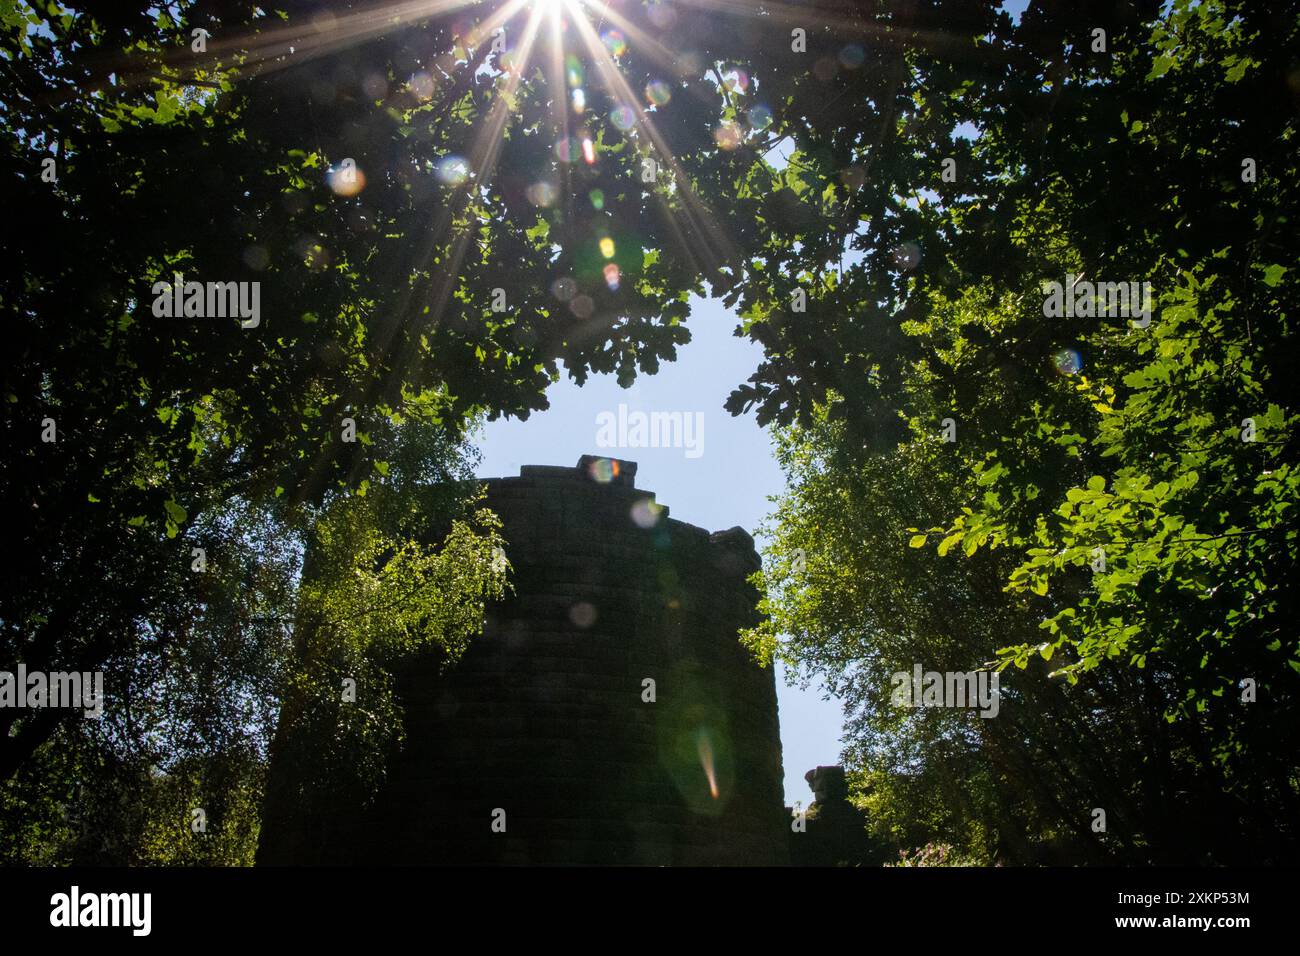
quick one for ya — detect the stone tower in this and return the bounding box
[258,455,788,865]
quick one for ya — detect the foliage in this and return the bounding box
[887,842,985,868]
[1,0,742,783]
[0,0,734,857]
[0,418,506,863]
[4,0,1297,866]
[737,0,1299,863]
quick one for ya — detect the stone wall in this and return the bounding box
[258,455,788,865]
[787,765,878,866]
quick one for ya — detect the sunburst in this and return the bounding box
[134,0,768,277]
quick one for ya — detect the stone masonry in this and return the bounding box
[258,455,789,865]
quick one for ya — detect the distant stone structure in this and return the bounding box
[258,456,790,865]
[787,765,876,866]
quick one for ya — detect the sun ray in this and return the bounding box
[576,0,725,116]
[395,2,547,357]
[543,2,576,232]
[565,2,742,279]
[291,0,539,498]
[82,0,486,97]
[576,1,681,81]
[164,0,876,502]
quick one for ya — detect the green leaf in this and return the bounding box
[163,500,187,525]
[1147,54,1175,79]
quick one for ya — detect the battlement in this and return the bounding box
[484,456,760,576]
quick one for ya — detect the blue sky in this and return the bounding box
[473,293,842,805]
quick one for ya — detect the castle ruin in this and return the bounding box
[258,455,794,864]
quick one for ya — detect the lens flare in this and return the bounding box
[361,72,387,101]
[645,80,671,107]
[581,136,596,164]
[526,181,556,207]
[713,123,742,150]
[647,2,677,30]
[572,87,586,112]
[296,235,329,271]
[588,188,605,210]
[610,105,635,131]
[721,68,749,93]
[601,29,626,57]
[555,136,580,162]
[434,155,470,186]
[696,730,719,799]
[565,53,584,87]
[1053,349,1083,376]
[586,457,620,482]
[408,71,435,100]
[551,276,577,301]
[839,44,866,69]
[243,245,269,271]
[892,241,922,271]
[747,104,773,131]
[603,262,621,290]
[631,499,664,529]
[568,601,598,628]
[599,237,616,258]
[327,161,366,197]
[674,50,702,78]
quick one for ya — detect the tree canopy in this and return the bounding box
[2,0,1297,864]
[735,0,1299,863]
